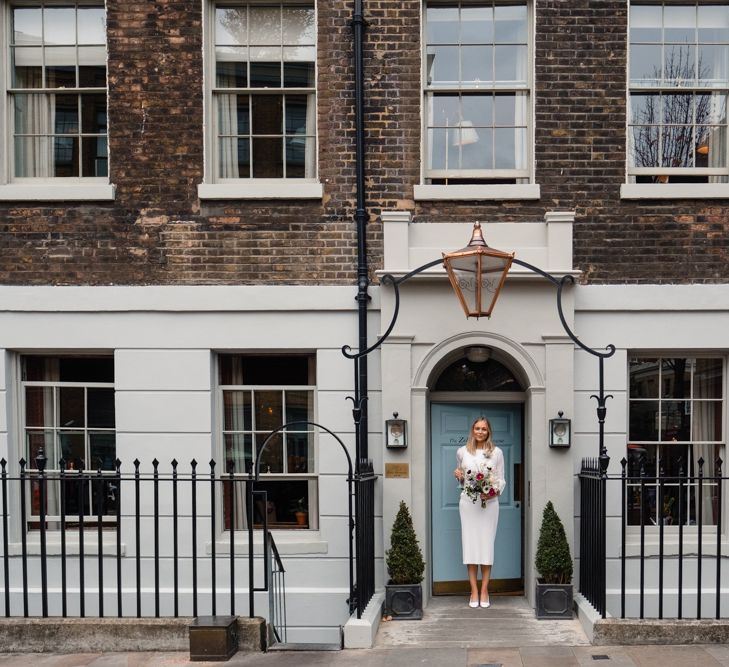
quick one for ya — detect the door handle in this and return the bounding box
[515,501,521,509]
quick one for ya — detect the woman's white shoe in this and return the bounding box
[480,598,491,608]
[469,598,479,608]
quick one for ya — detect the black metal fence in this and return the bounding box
[0,455,286,627]
[354,459,376,618]
[579,456,727,620]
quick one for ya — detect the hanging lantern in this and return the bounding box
[442,222,514,319]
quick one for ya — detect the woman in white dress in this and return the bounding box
[453,417,506,608]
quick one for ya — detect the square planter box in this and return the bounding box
[535,580,573,620]
[385,583,423,620]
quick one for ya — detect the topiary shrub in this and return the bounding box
[386,500,425,585]
[535,501,573,585]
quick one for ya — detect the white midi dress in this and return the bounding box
[457,446,506,566]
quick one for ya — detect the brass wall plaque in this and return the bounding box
[385,463,409,479]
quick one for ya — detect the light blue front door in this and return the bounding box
[431,403,523,591]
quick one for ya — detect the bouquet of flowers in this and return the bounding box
[461,463,500,508]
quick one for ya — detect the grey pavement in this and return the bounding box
[1,597,729,666]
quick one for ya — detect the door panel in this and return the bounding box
[431,403,523,590]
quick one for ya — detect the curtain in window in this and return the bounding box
[692,371,718,526]
[304,92,315,177]
[14,91,54,178]
[216,66,240,178]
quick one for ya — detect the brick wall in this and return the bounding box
[0,0,727,285]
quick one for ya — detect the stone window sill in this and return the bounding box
[198,181,323,200]
[0,183,116,201]
[621,183,729,200]
[413,183,540,201]
[8,538,125,556]
[210,531,328,555]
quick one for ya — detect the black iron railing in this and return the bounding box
[0,455,285,628]
[354,459,376,618]
[579,456,727,620]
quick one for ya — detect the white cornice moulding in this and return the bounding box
[413,184,541,201]
[620,183,729,200]
[0,183,116,201]
[198,181,323,200]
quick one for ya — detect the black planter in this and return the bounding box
[385,582,423,620]
[535,579,573,620]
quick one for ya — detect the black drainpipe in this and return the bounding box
[352,0,369,462]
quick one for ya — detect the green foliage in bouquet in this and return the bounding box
[535,501,573,585]
[386,501,425,585]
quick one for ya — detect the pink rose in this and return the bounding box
[476,473,484,481]
[488,488,496,497]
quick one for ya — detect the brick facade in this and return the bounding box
[0,0,727,285]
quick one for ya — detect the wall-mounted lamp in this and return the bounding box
[549,411,571,448]
[465,345,491,364]
[386,412,408,449]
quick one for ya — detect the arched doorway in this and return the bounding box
[430,351,525,595]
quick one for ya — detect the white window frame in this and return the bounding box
[19,354,117,524]
[622,0,729,199]
[626,354,726,540]
[0,0,114,201]
[217,354,319,531]
[199,0,323,200]
[416,0,540,201]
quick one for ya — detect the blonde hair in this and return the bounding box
[466,417,495,456]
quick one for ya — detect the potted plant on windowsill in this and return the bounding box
[385,500,425,620]
[293,497,308,527]
[535,500,574,619]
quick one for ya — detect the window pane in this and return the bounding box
[427,45,459,86]
[255,391,283,432]
[13,47,43,86]
[698,44,729,85]
[661,358,690,398]
[81,136,107,177]
[495,45,527,83]
[54,136,79,176]
[47,65,77,89]
[250,7,281,45]
[254,479,310,527]
[285,390,312,423]
[631,125,659,167]
[662,125,693,168]
[217,94,249,135]
[224,390,250,430]
[257,432,283,473]
[664,5,695,44]
[13,8,43,44]
[693,401,722,441]
[14,136,52,177]
[285,94,308,133]
[630,4,661,43]
[218,138,250,177]
[426,5,459,45]
[26,386,53,427]
[285,135,312,177]
[463,127,492,168]
[431,93,460,126]
[461,6,492,44]
[78,7,105,44]
[220,355,312,385]
[494,4,527,44]
[630,44,662,83]
[282,7,314,44]
[59,357,113,382]
[27,430,55,468]
[54,95,79,134]
[428,127,448,169]
[494,127,521,169]
[252,95,282,133]
[695,358,723,398]
[286,432,312,473]
[59,387,84,428]
[44,7,76,45]
[283,61,314,87]
[81,94,107,132]
[630,400,659,440]
[661,400,691,440]
[664,44,695,83]
[630,93,660,124]
[252,137,283,176]
[698,5,729,43]
[630,358,659,397]
[88,388,115,428]
[59,431,86,468]
[216,7,247,45]
[462,94,492,127]
[217,60,248,87]
[250,60,281,87]
[461,46,491,84]
[79,65,107,88]
[89,432,115,469]
[225,433,253,473]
